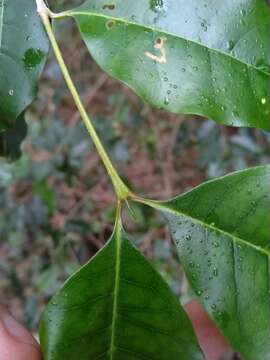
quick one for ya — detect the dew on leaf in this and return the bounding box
[240,9,246,16]
[150,0,164,11]
[164,97,169,105]
[226,40,235,51]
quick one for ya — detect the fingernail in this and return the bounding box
[0,306,38,347]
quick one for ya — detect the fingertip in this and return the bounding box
[0,305,42,360]
[185,300,231,360]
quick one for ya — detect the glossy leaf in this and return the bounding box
[0,0,49,130]
[67,0,270,129]
[39,218,204,360]
[0,113,27,161]
[154,166,270,360]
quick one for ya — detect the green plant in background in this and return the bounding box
[0,0,270,359]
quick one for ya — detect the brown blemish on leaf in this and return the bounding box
[106,20,116,29]
[145,37,167,64]
[102,4,115,10]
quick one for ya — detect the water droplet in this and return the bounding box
[261,98,266,105]
[9,89,14,96]
[240,9,246,16]
[164,97,169,105]
[150,0,164,11]
[226,40,235,51]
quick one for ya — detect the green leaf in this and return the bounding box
[0,0,49,130]
[39,218,204,360]
[67,0,270,130]
[0,113,27,161]
[153,165,270,360]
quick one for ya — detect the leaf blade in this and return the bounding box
[0,113,27,161]
[39,220,204,360]
[155,165,270,360]
[69,0,270,129]
[0,0,49,130]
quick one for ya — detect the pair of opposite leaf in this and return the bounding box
[40,166,270,360]
[1,0,270,359]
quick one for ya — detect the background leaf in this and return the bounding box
[68,0,270,129]
[155,166,270,360]
[0,113,27,161]
[39,218,204,360]
[0,0,49,130]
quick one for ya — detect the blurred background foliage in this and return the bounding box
[0,0,270,332]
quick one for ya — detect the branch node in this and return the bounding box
[36,0,49,15]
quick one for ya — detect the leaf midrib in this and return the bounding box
[152,202,270,257]
[0,0,6,52]
[68,10,270,77]
[110,223,122,360]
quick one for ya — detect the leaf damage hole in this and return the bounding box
[102,4,115,10]
[106,20,116,29]
[145,37,167,64]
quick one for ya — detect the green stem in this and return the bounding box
[36,1,130,200]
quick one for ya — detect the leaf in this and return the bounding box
[153,165,270,360]
[0,113,27,161]
[67,0,270,130]
[39,217,204,360]
[0,0,49,130]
